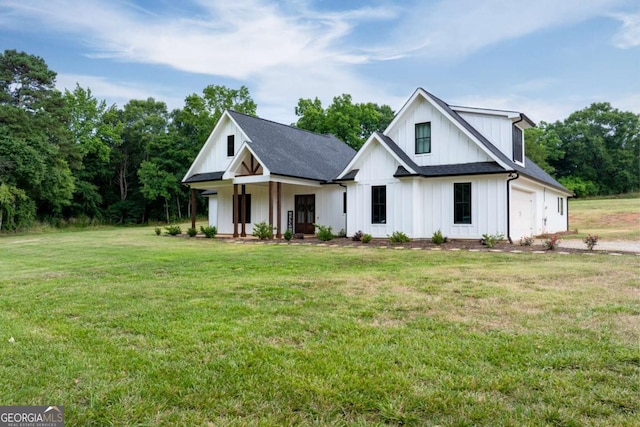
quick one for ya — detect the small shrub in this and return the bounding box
[481,232,505,248]
[283,229,293,241]
[389,231,410,244]
[584,234,599,250]
[544,235,560,250]
[252,221,273,240]
[154,227,161,236]
[432,229,447,245]
[337,228,347,238]
[519,235,534,246]
[315,224,334,241]
[187,227,198,237]
[200,225,217,238]
[352,230,364,242]
[164,225,181,236]
[361,233,372,243]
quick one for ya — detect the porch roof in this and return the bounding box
[183,171,224,183]
[228,110,356,182]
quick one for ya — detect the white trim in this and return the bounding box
[223,143,271,180]
[182,110,250,182]
[336,133,417,180]
[384,88,512,170]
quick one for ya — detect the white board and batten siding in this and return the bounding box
[509,177,568,239]
[345,136,509,239]
[385,98,494,167]
[190,115,244,177]
[457,112,514,161]
[211,183,346,235]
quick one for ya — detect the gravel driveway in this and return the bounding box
[543,239,640,253]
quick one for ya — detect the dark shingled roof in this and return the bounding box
[183,171,224,183]
[228,110,356,182]
[335,169,359,181]
[395,162,506,178]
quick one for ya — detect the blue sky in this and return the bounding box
[1,0,638,125]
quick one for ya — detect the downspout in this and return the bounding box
[338,183,347,236]
[506,115,526,244]
[506,172,519,244]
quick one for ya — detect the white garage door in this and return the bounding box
[510,189,535,240]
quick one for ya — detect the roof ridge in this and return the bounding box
[227,109,334,139]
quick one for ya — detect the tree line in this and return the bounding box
[0,49,637,231]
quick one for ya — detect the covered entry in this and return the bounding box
[295,194,315,234]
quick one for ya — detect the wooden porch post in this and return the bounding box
[190,188,196,230]
[268,181,274,239]
[276,182,282,239]
[241,185,247,237]
[233,184,239,237]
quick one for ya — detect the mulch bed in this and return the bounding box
[224,236,623,255]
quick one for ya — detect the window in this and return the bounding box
[415,122,431,154]
[343,192,347,214]
[227,135,235,157]
[558,197,564,215]
[454,183,472,224]
[512,125,523,163]
[232,193,251,223]
[371,186,386,224]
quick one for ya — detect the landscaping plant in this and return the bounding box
[164,225,181,236]
[481,232,505,248]
[544,235,560,250]
[200,225,217,238]
[315,224,334,242]
[431,229,447,245]
[583,234,599,250]
[252,221,273,240]
[389,231,410,244]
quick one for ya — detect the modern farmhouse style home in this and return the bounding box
[183,88,572,241]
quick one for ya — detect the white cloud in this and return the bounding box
[1,0,389,78]
[611,11,640,48]
[385,0,622,60]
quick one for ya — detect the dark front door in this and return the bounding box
[295,194,315,234]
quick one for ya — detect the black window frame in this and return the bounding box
[512,125,523,163]
[454,182,472,225]
[415,122,431,154]
[227,135,235,157]
[343,192,347,214]
[232,193,251,223]
[371,186,386,224]
[558,197,564,215]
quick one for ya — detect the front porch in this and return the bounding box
[188,177,346,240]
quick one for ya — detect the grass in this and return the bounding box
[0,225,639,426]
[568,196,640,240]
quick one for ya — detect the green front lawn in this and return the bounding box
[1,227,638,426]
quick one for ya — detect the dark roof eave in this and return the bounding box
[517,172,573,194]
[396,170,512,179]
[182,171,225,184]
